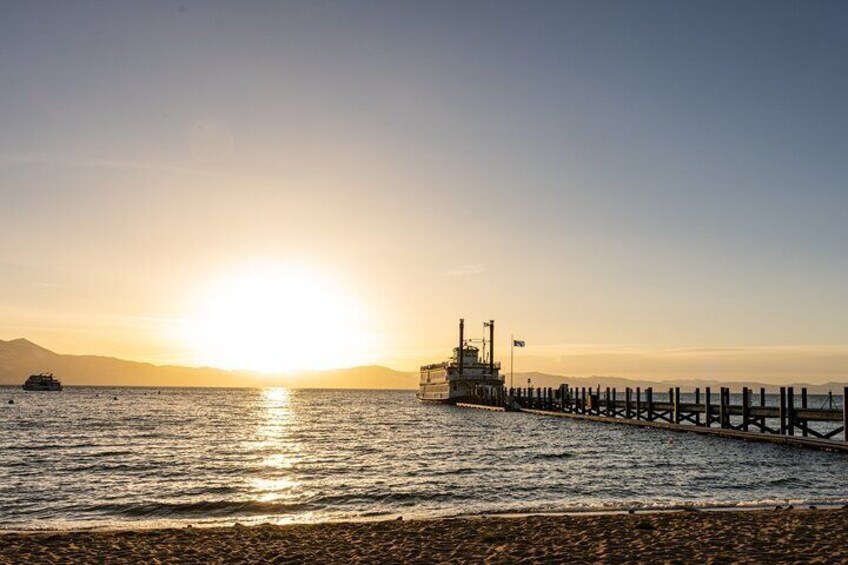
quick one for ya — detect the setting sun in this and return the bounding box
[180,264,370,372]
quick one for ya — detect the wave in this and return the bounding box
[533,452,575,460]
[3,442,103,451]
[88,500,317,518]
[81,489,480,520]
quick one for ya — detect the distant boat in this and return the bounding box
[22,373,63,391]
[418,319,503,404]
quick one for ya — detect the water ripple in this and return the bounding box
[1,386,847,530]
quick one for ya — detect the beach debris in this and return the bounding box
[396,516,403,521]
[627,509,636,514]
[809,505,817,510]
[113,396,118,401]
[7,399,13,404]
[635,520,654,531]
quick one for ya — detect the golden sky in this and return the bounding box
[2,3,848,384]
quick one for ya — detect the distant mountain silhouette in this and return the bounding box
[0,339,416,389]
[0,339,843,393]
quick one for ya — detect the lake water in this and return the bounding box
[2,387,847,530]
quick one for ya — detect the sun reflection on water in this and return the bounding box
[250,477,300,502]
[249,388,303,506]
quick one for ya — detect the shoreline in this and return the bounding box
[3,499,847,534]
[2,507,846,563]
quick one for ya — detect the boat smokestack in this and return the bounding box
[458,318,464,376]
[488,319,494,376]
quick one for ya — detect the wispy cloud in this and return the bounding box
[0,152,268,181]
[442,264,485,277]
[527,343,848,356]
[0,152,41,167]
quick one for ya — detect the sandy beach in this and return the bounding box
[1,507,846,564]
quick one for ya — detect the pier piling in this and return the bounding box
[705,387,712,428]
[844,387,848,442]
[801,388,809,437]
[787,387,795,437]
[694,388,701,426]
[646,388,654,422]
[636,387,642,421]
[779,387,787,435]
[673,387,681,424]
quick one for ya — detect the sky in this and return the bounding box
[2,1,848,382]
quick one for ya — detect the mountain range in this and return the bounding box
[0,338,845,393]
[0,338,414,389]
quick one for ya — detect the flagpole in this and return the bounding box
[510,333,514,389]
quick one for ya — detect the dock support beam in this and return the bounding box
[694,388,701,426]
[635,387,642,420]
[646,388,653,421]
[742,387,750,432]
[801,388,808,437]
[787,387,795,436]
[779,387,787,435]
[844,387,848,442]
[673,387,681,424]
[705,387,711,428]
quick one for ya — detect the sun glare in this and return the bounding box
[182,265,370,372]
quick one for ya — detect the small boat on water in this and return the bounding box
[22,373,63,391]
[418,319,504,404]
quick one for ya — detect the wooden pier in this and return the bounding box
[455,402,507,412]
[471,384,848,453]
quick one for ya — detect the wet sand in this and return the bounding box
[1,508,846,564]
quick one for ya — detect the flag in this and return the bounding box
[513,340,525,347]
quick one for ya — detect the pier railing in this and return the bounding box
[500,384,848,445]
